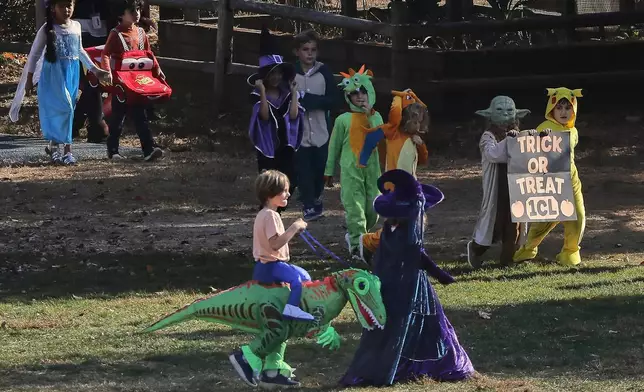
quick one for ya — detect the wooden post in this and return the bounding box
[562,0,577,42]
[620,0,635,12]
[340,0,358,40]
[35,0,46,31]
[184,9,201,23]
[213,0,234,117]
[390,0,408,88]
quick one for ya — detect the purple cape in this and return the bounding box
[339,221,474,386]
[249,87,303,158]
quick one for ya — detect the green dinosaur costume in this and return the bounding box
[145,268,386,388]
[324,65,383,253]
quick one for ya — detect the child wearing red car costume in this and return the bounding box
[101,0,164,161]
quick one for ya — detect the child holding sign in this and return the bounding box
[513,88,585,266]
[467,96,530,268]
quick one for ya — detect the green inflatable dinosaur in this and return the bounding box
[144,268,386,389]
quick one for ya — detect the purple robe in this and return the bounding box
[249,86,303,158]
[339,221,475,386]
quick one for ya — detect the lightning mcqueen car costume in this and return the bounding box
[84,27,172,116]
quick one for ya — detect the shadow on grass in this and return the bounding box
[448,294,644,380]
[1,295,642,391]
[557,276,644,291]
[449,264,628,283]
[0,350,339,392]
[0,250,351,302]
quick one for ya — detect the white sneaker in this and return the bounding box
[467,240,482,269]
[345,233,352,253]
[282,304,314,321]
[109,153,125,160]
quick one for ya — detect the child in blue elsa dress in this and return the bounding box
[10,0,109,164]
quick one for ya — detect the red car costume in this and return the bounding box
[84,26,171,115]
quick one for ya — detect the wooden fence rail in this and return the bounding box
[147,0,644,116]
[11,0,644,116]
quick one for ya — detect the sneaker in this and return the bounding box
[50,151,63,164]
[467,240,482,269]
[282,304,314,321]
[228,350,258,387]
[303,206,322,222]
[108,152,125,160]
[62,152,77,165]
[345,233,352,253]
[358,234,373,265]
[259,371,301,389]
[144,147,163,162]
[314,199,323,213]
[350,249,370,267]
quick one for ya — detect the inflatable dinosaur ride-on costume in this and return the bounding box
[145,268,386,389]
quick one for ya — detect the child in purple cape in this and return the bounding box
[339,169,474,386]
[248,27,304,211]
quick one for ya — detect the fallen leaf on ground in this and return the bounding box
[478,311,492,320]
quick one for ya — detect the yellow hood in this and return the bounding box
[544,87,583,129]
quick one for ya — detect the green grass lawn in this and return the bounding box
[1,257,643,392]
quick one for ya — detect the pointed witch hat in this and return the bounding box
[247,26,296,87]
[373,169,444,218]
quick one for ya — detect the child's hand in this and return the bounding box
[411,135,423,145]
[255,79,266,93]
[290,80,298,94]
[526,129,537,137]
[95,69,112,85]
[539,128,552,137]
[25,76,34,96]
[324,176,334,188]
[361,103,372,114]
[506,130,519,138]
[291,218,308,233]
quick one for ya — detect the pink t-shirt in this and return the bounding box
[253,208,289,263]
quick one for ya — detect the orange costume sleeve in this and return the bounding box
[417,142,429,165]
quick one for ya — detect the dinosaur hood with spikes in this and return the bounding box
[144,268,386,335]
[339,65,376,112]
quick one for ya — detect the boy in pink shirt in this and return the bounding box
[251,170,312,321]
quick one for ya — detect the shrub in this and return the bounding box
[0,0,37,42]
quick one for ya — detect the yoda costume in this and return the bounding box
[467,96,529,268]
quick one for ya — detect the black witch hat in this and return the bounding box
[247,26,296,87]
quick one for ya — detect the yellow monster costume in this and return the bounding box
[357,89,430,256]
[513,87,586,266]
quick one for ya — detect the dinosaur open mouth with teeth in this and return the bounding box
[355,297,384,330]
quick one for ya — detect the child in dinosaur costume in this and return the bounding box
[144,268,386,390]
[513,88,585,266]
[356,88,430,261]
[324,65,383,260]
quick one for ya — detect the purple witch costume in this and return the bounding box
[339,170,475,386]
[248,28,303,194]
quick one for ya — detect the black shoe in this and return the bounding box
[228,350,257,387]
[259,371,301,389]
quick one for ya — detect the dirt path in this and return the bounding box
[1,151,642,299]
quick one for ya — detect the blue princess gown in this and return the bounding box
[339,221,475,386]
[10,21,97,144]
